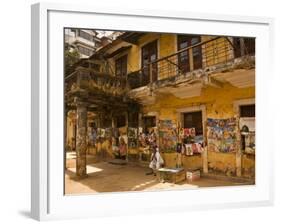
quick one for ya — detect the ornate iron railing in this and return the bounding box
[127,37,255,89]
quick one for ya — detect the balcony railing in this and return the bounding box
[128,37,255,89]
[65,37,255,93]
[65,67,128,97]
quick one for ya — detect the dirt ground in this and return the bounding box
[65,153,254,195]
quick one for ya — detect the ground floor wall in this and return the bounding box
[142,83,255,178]
[65,83,255,179]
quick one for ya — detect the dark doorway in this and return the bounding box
[183,111,203,135]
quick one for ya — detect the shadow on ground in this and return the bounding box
[65,160,254,195]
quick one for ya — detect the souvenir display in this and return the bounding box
[159,120,177,152]
[128,127,138,148]
[239,117,255,154]
[137,128,157,148]
[244,132,255,154]
[176,143,182,153]
[128,138,138,148]
[128,127,138,138]
[185,144,193,156]
[194,135,204,144]
[138,132,147,147]
[192,143,203,153]
[112,128,119,138]
[105,128,112,138]
[97,128,106,138]
[207,118,237,153]
[119,134,128,145]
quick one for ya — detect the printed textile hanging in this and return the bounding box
[207,117,238,153]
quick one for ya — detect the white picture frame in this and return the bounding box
[31,2,274,221]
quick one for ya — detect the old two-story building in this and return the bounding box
[65,31,255,181]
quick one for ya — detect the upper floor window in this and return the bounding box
[177,35,202,73]
[141,40,158,84]
[115,55,127,77]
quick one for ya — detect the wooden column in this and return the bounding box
[188,48,194,71]
[125,111,129,162]
[240,38,245,56]
[138,112,143,162]
[203,120,208,173]
[75,101,88,178]
[64,106,68,171]
[236,116,242,177]
[203,147,208,173]
[236,150,242,177]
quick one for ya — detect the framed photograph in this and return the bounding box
[31,2,274,221]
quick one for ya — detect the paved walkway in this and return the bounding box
[65,161,254,195]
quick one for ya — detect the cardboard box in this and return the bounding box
[186,170,200,182]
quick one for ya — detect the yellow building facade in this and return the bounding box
[65,32,255,179]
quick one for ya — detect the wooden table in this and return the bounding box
[157,167,186,184]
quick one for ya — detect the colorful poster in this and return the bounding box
[128,127,138,138]
[128,138,138,148]
[207,118,237,153]
[105,128,112,138]
[97,128,106,138]
[128,127,138,148]
[185,144,193,156]
[159,120,177,152]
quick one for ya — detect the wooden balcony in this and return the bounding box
[127,37,255,90]
[65,36,255,106]
[127,37,255,103]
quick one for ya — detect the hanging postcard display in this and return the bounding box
[207,117,237,153]
[104,127,112,139]
[178,127,204,155]
[158,120,177,152]
[240,117,255,154]
[97,128,106,138]
[128,127,138,148]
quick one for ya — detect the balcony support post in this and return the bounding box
[75,100,88,178]
[189,48,194,71]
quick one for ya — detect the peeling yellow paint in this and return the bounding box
[142,83,255,177]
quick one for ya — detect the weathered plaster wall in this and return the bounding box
[142,83,255,177]
[242,154,255,178]
[121,33,177,74]
[161,153,202,170]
